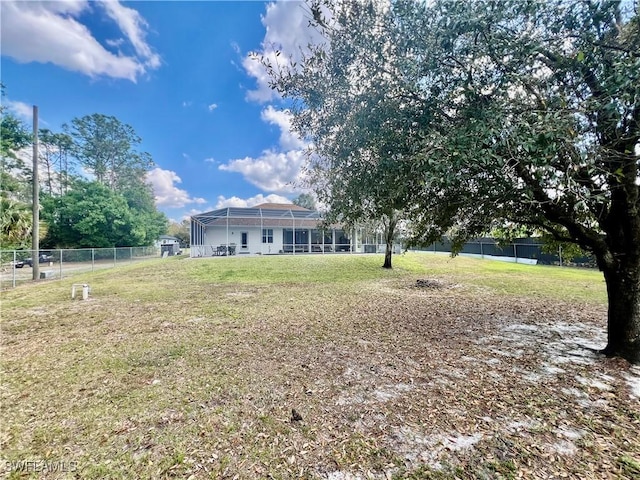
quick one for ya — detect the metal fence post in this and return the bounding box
[113,247,116,267]
[59,249,63,279]
[559,245,563,267]
[480,241,484,259]
[514,243,518,263]
[92,248,95,272]
[12,250,16,288]
[130,246,133,262]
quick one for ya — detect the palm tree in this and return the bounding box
[0,198,32,248]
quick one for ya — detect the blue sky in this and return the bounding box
[1,1,319,221]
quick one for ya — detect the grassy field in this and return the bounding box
[1,252,638,479]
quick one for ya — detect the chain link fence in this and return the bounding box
[2,239,595,290]
[412,237,596,267]
[0,246,160,290]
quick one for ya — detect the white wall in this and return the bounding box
[202,225,353,255]
[204,226,284,254]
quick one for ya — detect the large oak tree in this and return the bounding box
[265,0,640,363]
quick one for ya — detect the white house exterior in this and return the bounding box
[190,203,358,257]
[157,235,181,256]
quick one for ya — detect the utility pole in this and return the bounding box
[32,105,39,281]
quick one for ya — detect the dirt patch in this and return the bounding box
[415,278,448,289]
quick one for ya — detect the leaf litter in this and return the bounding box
[1,267,639,479]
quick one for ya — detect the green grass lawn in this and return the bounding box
[2,253,637,479]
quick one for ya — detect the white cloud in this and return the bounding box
[261,106,305,150]
[208,103,218,111]
[242,51,282,103]
[214,194,292,209]
[215,2,327,196]
[181,207,214,221]
[219,106,308,194]
[0,1,159,82]
[225,2,324,193]
[182,101,192,107]
[100,0,161,69]
[146,167,207,208]
[204,157,217,164]
[219,149,306,193]
[4,99,34,122]
[180,197,293,222]
[243,1,328,103]
[106,38,125,48]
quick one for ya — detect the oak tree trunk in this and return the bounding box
[382,216,397,269]
[601,258,640,364]
[383,241,393,269]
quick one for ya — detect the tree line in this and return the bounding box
[1,100,168,250]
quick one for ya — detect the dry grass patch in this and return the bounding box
[0,254,638,479]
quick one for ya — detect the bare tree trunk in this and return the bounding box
[601,258,640,364]
[382,215,397,269]
[45,158,53,195]
[39,145,54,196]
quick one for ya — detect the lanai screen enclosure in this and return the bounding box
[189,204,356,257]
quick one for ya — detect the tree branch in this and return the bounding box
[510,156,612,267]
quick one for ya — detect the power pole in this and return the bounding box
[32,105,39,281]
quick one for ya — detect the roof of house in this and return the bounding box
[191,205,322,227]
[253,202,310,211]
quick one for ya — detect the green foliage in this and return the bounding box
[1,112,31,161]
[1,110,31,200]
[1,105,32,248]
[489,225,589,262]
[490,226,534,245]
[399,0,638,269]
[38,128,74,195]
[268,0,639,265]
[266,0,640,361]
[121,181,168,245]
[292,193,316,210]
[39,113,168,248]
[539,233,590,263]
[0,197,32,249]
[167,219,190,246]
[263,3,416,267]
[41,181,162,248]
[1,96,167,250]
[64,113,152,191]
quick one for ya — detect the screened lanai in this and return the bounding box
[189,204,355,257]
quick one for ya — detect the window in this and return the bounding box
[262,228,273,243]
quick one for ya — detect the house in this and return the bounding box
[157,235,181,256]
[189,203,356,257]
